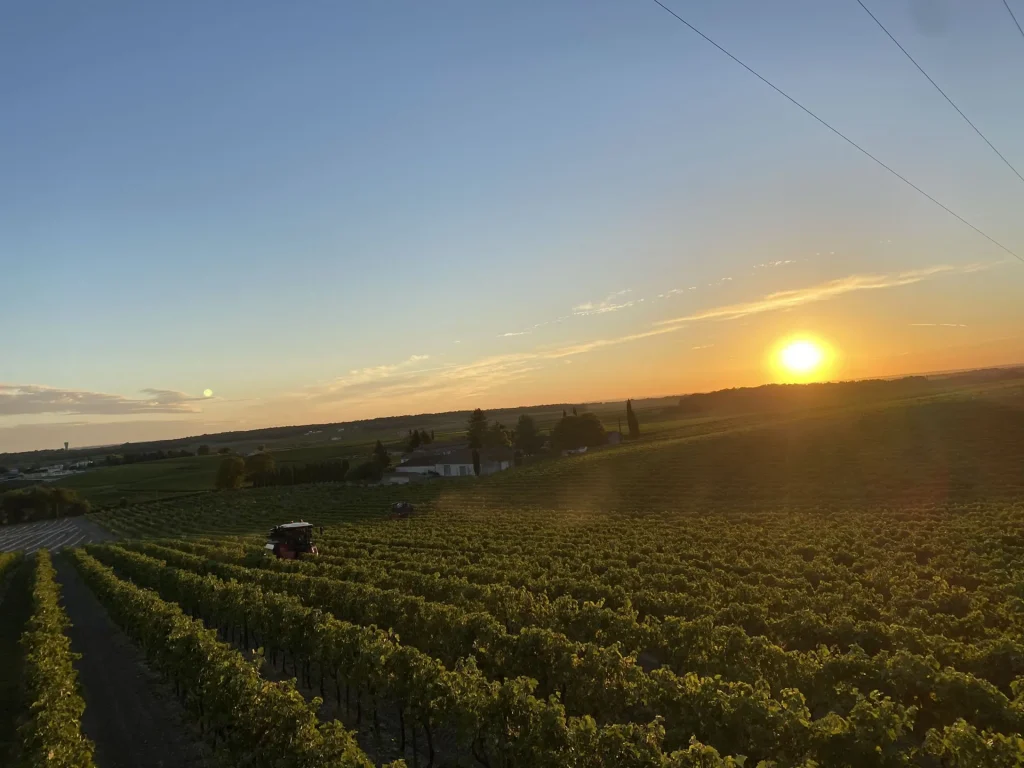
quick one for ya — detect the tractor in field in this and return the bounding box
[265,521,319,559]
[389,501,415,520]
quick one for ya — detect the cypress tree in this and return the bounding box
[626,399,640,439]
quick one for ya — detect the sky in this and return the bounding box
[3,0,1024,452]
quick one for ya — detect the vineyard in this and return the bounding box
[1,392,1023,765]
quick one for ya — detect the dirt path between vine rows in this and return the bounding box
[53,557,212,768]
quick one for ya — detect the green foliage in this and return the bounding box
[244,451,275,479]
[551,412,607,451]
[16,550,95,768]
[79,392,1024,765]
[348,461,383,484]
[251,460,349,488]
[67,549,375,768]
[215,456,246,490]
[1,486,90,526]
[923,719,1024,767]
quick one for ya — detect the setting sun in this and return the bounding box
[771,337,834,382]
[781,340,823,374]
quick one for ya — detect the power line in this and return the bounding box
[647,0,1023,264]
[1004,0,1024,43]
[855,0,1024,186]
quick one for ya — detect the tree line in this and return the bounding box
[104,448,195,466]
[1,486,91,526]
[212,402,643,489]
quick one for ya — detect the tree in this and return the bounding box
[572,407,578,416]
[218,447,231,455]
[197,445,211,456]
[484,421,511,449]
[245,451,275,479]
[472,449,481,477]
[430,430,435,442]
[372,440,390,468]
[626,399,641,439]
[551,412,607,451]
[467,408,488,450]
[348,460,383,484]
[406,430,422,453]
[514,414,542,453]
[419,429,431,445]
[215,456,246,489]
[562,410,567,418]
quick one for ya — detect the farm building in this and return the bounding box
[396,444,514,477]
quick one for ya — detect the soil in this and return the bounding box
[53,556,212,768]
[0,517,115,554]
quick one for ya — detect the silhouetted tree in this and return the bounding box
[419,429,431,445]
[197,444,211,456]
[472,449,481,477]
[467,409,488,450]
[349,460,383,483]
[215,456,246,489]
[514,414,543,453]
[484,421,511,449]
[372,440,391,468]
[407,430,422,453]
[552,412,607,451]
[626,399,640,439]
[245,451,275,479]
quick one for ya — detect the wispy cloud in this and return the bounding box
[655,264,988,326]
[754,260,796,269]
[500,331,530,337]
[287,262,991,413]
[657,287,698,299]
[0,385,204,416]
[573,289,634,316]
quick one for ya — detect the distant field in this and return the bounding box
[35,371,1019,510]
[56,455,222,507]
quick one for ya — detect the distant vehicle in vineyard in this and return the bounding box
[265,521,318,559]
[389,501,415,519]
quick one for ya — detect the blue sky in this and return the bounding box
[3,0,1024,451]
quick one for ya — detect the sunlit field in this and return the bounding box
[64,384,1024,766]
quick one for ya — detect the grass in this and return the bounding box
[58,455,223,508]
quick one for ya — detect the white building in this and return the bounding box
[395,445,514,478]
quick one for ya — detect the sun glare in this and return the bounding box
[781,341,823,373]
[203,389,214,398]
[771,337,833,381]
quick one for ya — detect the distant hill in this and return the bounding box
[3,365,1020,467]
